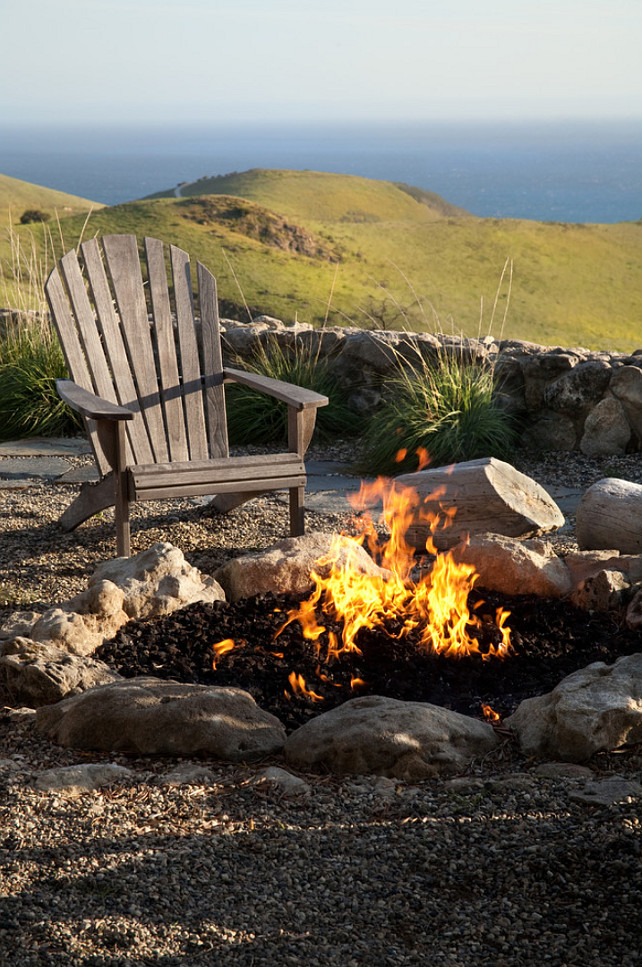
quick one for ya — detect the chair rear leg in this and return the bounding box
[289,485,305,537]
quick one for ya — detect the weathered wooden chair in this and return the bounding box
[45,234,328,556]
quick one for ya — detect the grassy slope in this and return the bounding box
[4,169,642,352]
[0,173,102,226]
[0,174,104,311]
[147,169,642,350]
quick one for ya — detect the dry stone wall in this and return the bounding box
[221,316,642,456]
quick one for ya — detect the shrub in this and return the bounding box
[19,209,50,225]
[225,334,360,445]
[359,345,518,475]
[0,315,79,440]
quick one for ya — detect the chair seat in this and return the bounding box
[130,451,306,501]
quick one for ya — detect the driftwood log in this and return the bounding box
[393,457,565,552]
[576,477,642,553]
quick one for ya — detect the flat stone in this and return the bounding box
[0,480,32,491]
[250,767,312,797]
[532,762,595,780]
[157,763,216,786]
[0,437,91,457]
[54,466,100,484]
[569,777,642,806]
[0,457,72,479]
[33,763,135,796]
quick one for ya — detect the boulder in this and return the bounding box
[576,478,642,553]
[520,411,577,452]
[394,458,564,552]
[580,397,631,456]
[543,359,611,416]
[452,534,573,598]
[284,695,499,779]
[29,581,129,655]
[562,550,642,587]
[568,569,630,611]
[87,542,225,619]
[0,545,225,659]
[36,677,286,760]
[505,653,642,762]
[0,638,120,707]
[0,610,44,642]
[214,532,386,603]
[625,589,642,630]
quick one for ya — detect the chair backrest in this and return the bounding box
[45,234,229,474]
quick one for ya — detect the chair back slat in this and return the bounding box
[59,251,117,404]
[144,237,190,462]
[45,267,109,474]
[198,261,228,458]
[48,234,231,472]
[169,245,209,460]
[81,238,152,465]
[101,234,169,463]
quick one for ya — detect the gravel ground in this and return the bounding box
[1,444,641,966]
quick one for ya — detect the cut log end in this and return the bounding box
[395,457,564,551]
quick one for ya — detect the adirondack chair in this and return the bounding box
[45,234,328,556]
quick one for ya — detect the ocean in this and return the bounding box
[1,119,641,224]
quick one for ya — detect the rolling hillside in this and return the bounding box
[0,173,102,226]
[2,169,642,352]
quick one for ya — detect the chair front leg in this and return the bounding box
[96,419,131,556]
[288,406,318,456]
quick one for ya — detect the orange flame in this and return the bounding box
[284,475,512,662]
[482,703,502,723]
[285,671,324,703]
[211,638,235,669]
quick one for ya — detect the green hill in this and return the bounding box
[0,173,103,226]
[0,174,104,313]
[3,168,642,352]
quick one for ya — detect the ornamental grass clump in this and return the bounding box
[0,313,80,439]
[360,345,518,475]
[225,334,360,444]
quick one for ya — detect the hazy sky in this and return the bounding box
[4,0,642,124]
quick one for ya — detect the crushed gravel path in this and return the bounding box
[1,444,641,966]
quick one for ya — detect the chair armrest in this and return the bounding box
[56,379,135,421]
[223,367,329,410]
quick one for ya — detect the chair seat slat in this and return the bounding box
[133,475,306,502]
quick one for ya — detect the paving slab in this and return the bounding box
[0,457,73,480]
[54,466,100,484]
[0,437,90,457]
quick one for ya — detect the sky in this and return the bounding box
[3,0,642,125]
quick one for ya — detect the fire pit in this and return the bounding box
[96,474,641,732]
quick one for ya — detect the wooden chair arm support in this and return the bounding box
[223,367,329,410]
[56,379,135,421]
